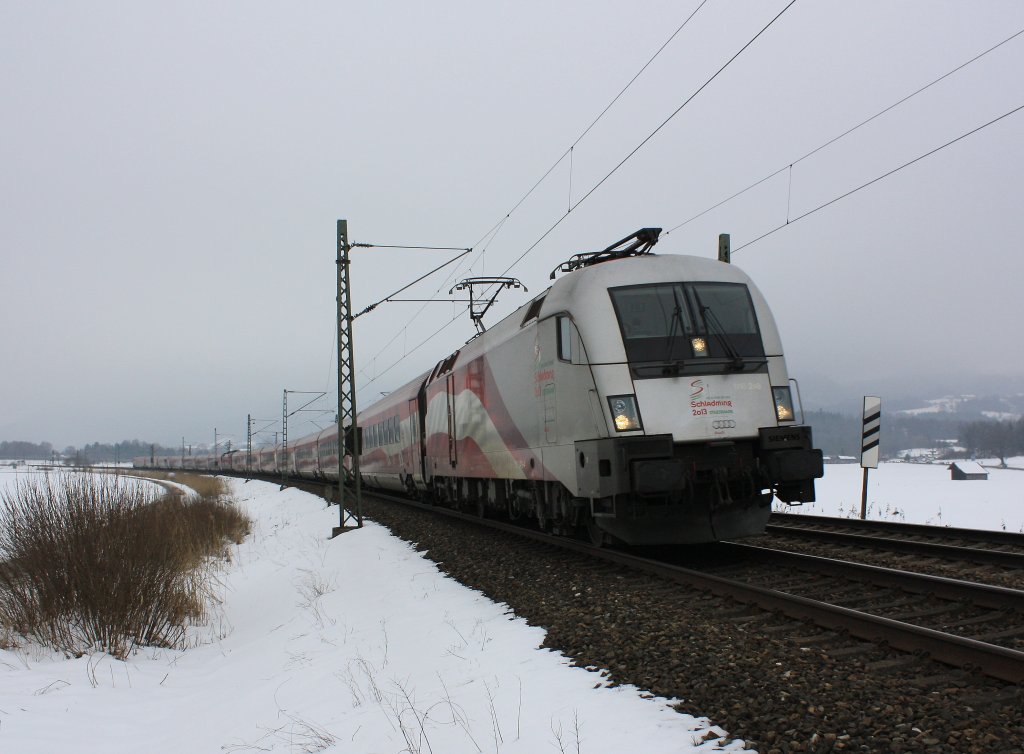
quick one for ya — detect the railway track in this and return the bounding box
[312,483,1024,684]
[206,474,1024,750]
[767,512,1024,564]
[681,542,1024,681]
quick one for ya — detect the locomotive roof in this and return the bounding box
[541,252,757,316]
[546,252,783,363]
[348,252,785,429]
[443,252,783,366]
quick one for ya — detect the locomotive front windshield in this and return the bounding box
[609,282,765,375]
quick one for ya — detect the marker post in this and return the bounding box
[860,396,881,519]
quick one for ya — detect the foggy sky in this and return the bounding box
[2,1,1023,448]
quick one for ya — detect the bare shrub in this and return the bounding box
[125,471,232,506]
[0,472,251,658]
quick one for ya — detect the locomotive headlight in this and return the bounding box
[691,337,708,356]
[773,386,795,422]
[608,394,643,432]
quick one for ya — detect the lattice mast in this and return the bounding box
[335,219,363,534]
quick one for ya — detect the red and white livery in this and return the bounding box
[139,230,823,545]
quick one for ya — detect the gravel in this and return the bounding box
[359,495,1024,753]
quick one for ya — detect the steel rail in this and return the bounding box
[764,523,1024,569]
[720,542,1024,610]
[771,512,1024,548]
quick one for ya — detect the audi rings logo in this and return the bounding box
[712,420,736,430]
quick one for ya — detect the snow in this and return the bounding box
[3,459,1022,751]
[775,458,1024,532]
[0,472,738,753]
[981,410,1021,421]
[895,396,973,415]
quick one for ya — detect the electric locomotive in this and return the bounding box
[356,229,822,545]
[138,229,823,546]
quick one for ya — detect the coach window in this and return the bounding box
[557,316,572,362]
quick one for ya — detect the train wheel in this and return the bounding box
[586,518,606,548]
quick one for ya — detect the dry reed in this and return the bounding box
[0,472,250,658]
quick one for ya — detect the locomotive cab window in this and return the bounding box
[609,282,765,375]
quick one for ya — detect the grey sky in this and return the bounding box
[2,1,1023,448]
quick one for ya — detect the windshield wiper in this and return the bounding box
[692,289,745,371]
[663,286,687,366]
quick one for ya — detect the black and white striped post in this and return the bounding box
[860,396,881,519]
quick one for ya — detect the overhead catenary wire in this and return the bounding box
[351,244,472,251]
[353,245,482,384]
[355,312,465,404]
[342,8,1018,425]
[346,241,476,389]
[353,0,793,400]
[367,0,792,359]
[285,391,328,419]
[353,248,473,319]
[499,0,798,277]
[663,25,1024,237]
[348,3,714,391]
[732,102,1024,254]
[465,0,710,260]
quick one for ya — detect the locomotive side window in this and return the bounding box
[557,316,572,361]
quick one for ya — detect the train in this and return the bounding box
[137,229,823,545]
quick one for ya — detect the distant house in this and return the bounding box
[949,461,988,481]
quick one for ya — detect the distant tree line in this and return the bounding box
[804,411,964,459]
[5,417,1021,467]
[960,418,1024,467]
[74,440,180,464]
[0,440,55,460]
[1,439,179,465]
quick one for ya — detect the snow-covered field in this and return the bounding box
[0,470,739,754]
[775,457,1024,532]
[1,460,1021,752]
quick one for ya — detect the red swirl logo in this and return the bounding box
[690,379,704,399]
